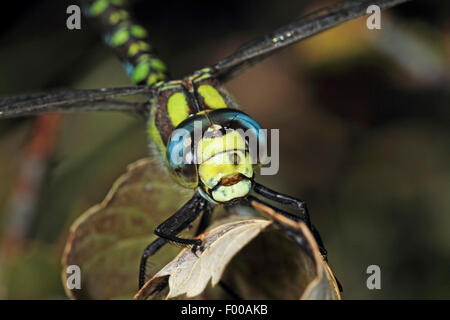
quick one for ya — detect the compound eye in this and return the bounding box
[208,109,267,164]
[166,127,198,189]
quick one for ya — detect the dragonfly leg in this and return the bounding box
[253,182,312,228]
[139,237,169,288]
[247,194,344,292]
[154,231,202,246]
[138,192,207,289]
[195,205,214,236]
[247,193,327,260]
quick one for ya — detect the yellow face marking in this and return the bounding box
[197,85,227,109]
[198,150,253,189]
[197,130,246,163]
[167,92,190,127]
[211,179,252,202]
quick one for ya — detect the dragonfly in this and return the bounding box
[0,0,410,290]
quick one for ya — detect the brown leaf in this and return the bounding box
[251,201,341,300]
[134,218,272,300]
[62,158,192,299]
[135,202,341,300]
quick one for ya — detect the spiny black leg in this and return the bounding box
[247,194,342,292]
[247,195,327,261]
[154,230,202,246]
[247,195,302,222]
[195,205,214,236]
[138,192,207,289]
[190,205,214,256]
[253,182,312,228]
[153,193,207,246]
[139,237,168,289]
[252,186,328,257]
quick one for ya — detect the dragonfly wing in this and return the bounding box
[0,86,153,119]
[211,0,410,81]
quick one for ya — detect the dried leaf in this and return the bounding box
[135,218,272,299]
[135,204,341,300]
[251,201,341,300]
[62,158,192,299]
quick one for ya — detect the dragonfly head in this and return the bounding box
[197,127,254,203]
[166,109,266,203]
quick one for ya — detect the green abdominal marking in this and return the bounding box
[85,0,168,86]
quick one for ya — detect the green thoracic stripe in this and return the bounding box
[148,107,167,156]
[197,85,227,109]
[83,0,169,86]
[167,92,190,127]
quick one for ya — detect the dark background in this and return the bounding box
[0,0,448,299]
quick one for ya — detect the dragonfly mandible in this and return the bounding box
[0,0,410,290]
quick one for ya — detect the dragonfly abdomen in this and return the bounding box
[83,0,168,86]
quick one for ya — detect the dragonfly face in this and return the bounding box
[196,127,254,203]
[149,69,264,203]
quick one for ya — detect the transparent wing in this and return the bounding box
[211,0,410,81]
[0,86,153,119]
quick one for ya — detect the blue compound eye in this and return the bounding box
[166,113,211,189]
[207,109,261,130]
[166,124,197,189]
[208,109,267,163]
